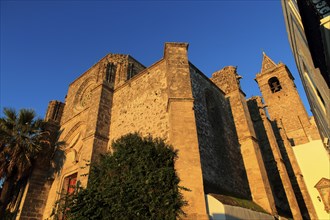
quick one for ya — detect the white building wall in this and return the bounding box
[293,140,330,220]
[205,194,274,220]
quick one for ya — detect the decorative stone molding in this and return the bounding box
[315,178,330,213]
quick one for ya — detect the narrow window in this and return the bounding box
[52,102,61,121]
[268,77,282,93]
[59,173,78,219]
[127,63,135,80]
[106,63,116,83]
[62,173,77,195]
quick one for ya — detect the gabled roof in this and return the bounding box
[260,52,277,73]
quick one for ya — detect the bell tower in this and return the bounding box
[255,53,316,146]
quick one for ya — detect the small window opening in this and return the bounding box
[106,63,116,83]
[52,102,60,121]
[63,173,77,195]
[127,63,135,80]
[268,77,282,93]
[59,173,78,219]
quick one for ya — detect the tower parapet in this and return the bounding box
[45,100,65,124]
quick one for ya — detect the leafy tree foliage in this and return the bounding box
[62,133,187,220]
[0,108,64,218]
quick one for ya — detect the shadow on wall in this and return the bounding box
[247,98,292,216]
[270,120,310,219]
[202,89,251,199]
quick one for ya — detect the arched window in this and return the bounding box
[58,172,78,219]
[127,63,135,80]
[268,77,282,93]
[62,173,77,195]
[105,63,116,83]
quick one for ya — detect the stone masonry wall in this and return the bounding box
[211,66,277,215]
[189,65,251,199]
[164,42,208,219]
[109,60,169,144]
[42,55,114,218]
[271,122,315,219]
[255,64,319,145]
[17,102,64,220]
[247,97,296,217]
[256,56,319,219]
[18,168,53,220]
[44,100,65,124]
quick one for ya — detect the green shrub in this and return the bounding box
[59,133,187,220]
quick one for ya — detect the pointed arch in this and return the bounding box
[268,77,282,93]
[63,121,85,141]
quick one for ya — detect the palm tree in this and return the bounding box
[0,108,63,218]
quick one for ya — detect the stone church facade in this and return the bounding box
[16,43,327,219]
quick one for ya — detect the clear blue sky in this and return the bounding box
[0,0,312,118]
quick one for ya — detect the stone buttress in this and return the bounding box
[211,66,277,215]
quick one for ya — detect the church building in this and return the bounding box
[16,43,329,220]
